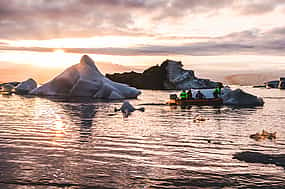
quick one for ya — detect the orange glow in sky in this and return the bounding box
[1,0,285,82]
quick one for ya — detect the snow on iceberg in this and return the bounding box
[30,55,141,99]
[163,60,218,89]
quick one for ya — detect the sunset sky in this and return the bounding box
[1,0,285,82]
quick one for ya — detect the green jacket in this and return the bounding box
[180,92,188,99]
[214,88,221,94]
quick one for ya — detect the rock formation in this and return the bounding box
[30,55,141,99]
[233,151,285,169]
[106,59,219,90]
[15,78,37,94]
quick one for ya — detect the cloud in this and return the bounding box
[0,0,145,39]
[235,0,285,15]
[0,0,285,40]
[1,26,285,57]
[143,27,285,56]
[237,3,275,15]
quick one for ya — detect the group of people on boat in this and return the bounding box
[179,86,222,101]
[180,89,203,100]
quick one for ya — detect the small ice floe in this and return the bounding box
[0,83,14,95]
[193,115,209,123]
[249,130,276,141]
[15,78,37,95]
[222,88,264,107]
[115,101,145,117]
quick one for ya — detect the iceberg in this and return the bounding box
[30,55,141,99]
[161,60,219,89]
[115,101,145,117]
[221,88,264,107]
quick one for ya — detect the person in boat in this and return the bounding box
[180,90,188,100]
[213,85,222,98]
[195,90,205,99]
[187,89,193,100]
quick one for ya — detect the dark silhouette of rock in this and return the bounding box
[233,151,285,169]
[106,59,219,90]
[106,65,165,89]
[106,71,145,88]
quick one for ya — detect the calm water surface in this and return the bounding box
[0,87,285,188]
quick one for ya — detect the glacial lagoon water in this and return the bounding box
[0,86,285,188]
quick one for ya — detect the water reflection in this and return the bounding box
[61,103,97,142]
[0,89,285,188]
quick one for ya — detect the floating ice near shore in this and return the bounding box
[115,101,145,117]
[30,55,141,99]
[221,87,264,107]
[15,78,37,94]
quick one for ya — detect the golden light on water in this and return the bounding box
[53,114,65,134]
[51,114,66,144]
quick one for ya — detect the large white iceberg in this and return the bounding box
[30,55,141,99]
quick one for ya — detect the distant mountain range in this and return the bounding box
[224,71,285,86]
[188,69,285,86]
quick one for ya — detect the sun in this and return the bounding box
[53,49,65,54]
[38,49,78,68]
[39,49,67,67]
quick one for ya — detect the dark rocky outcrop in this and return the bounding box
[233,151,285,169]
[106,59,219,90]
[106,65,165,89]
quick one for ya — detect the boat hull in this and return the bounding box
[167,98,223,106]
